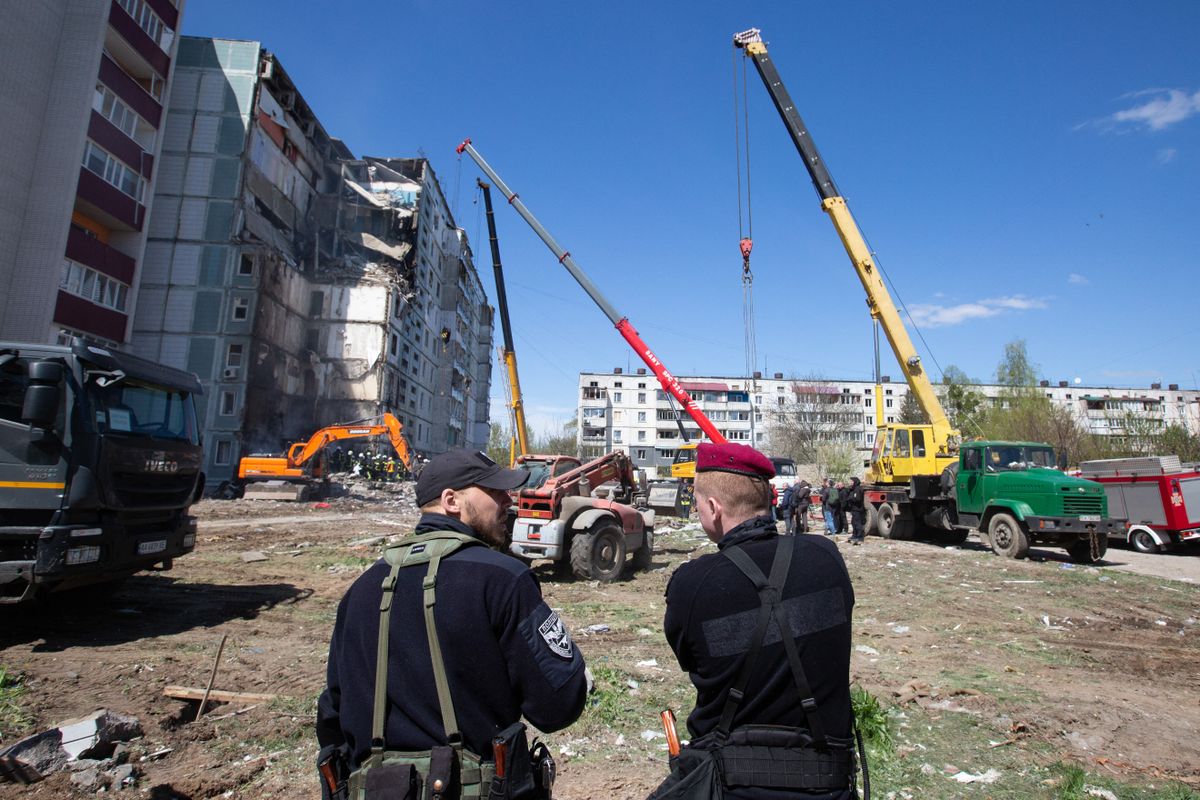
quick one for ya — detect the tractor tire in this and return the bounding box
[1067,531,1109,564]
[631,528,654,571]
[1129,528,1160,554]
[569,521,627,582]
[988,512,1029,559]
[864,503,879,537]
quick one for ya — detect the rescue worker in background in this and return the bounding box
[845,476,866,546]
[779,481,796,534]
[654,443,857,799]
[792,479,812,534]
[316,448,588,796]
[819,478,834,534]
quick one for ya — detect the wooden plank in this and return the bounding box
[163,685,277,704]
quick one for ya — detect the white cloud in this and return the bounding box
[1157,147,1178,164]
[1068,273,1090,285]
[1112,89,1200,131]
[905,295,1048,328]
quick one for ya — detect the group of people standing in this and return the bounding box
[779,477,868,545]
[315,442,861,799]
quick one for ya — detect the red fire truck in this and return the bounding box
[1079,456,1200,553]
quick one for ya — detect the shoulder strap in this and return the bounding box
[719,536,828,747]
[370,531,485,755]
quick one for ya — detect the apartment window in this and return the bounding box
[219,391,236,416]
[309,291,324,316]
[755,395,762,405]
[614,430,623,442]
[777,397,785,406]
[232,297,249,321]
[865,397,872,407]
[59,260,129,312]
[637,430,647,442]
[583,407,606,419]
[638,382,646,389]
[637,411,647,423]
[238,254,255,276]
[93,84,144,141]
[636,449,647,460]
[613,392,622,403]
[865,414,872,425]
[885,389,893,395]
[613,381,623,388]
[226,343,243,368]
[81,141,145,202]
[637,392,647,404]
[214,440,232,466]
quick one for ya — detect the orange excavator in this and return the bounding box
[237,413,412,483]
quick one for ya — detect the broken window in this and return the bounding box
[309,291,324,317]
[226,344,243,368]
[232,297,249,321]
[238,254,255,276]
[636,449,647,460]
[219,391,235,416]
[214,440,232,466]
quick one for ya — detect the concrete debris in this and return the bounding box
[0,710,141,785]
[855,645,880,656]
[950,768,1001,784]
[240,551,269,563]
[583,624,611,635]
[1085,788,1119,800]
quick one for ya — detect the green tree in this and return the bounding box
[995,338,1038,389]
[486,421,510,466]
[1158,424,1200,462]
[937,365,985,436]
[897,391,928,424]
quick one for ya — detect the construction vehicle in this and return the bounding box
[735,28,1121,562]
[478,178,530,465]
[508,450,654,582]
[235,413,412,500]
[1,338,204,603]
[1080,455,1200,553]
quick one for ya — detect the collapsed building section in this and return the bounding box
[132,37,491,483]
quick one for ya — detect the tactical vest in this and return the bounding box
[347,530,495,800]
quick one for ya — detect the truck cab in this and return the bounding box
[1,339,205,603]
[954,441,1120,562]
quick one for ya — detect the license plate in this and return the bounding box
[1078,515,1100,522]
[137,539,167,555]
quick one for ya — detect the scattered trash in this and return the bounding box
[855,645,880,656]
[1060,563,1075,570]
[1085,787,1119,800]
[240,551,268,563]
[951,768,1001,784]
[891,625,910,635]
[583,624,610,635]
[640,730,665,741]
[626,679,640,690]
[313,502,331,509]
[1154,620,1167,626]
[636,659,659,668]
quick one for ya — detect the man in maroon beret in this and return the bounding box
[653,442,858,799]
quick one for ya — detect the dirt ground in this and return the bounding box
[2,483,1198,798]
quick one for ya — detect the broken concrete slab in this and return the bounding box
[242,481,312,502]
[0,710,141,785]
[240,551,269,563]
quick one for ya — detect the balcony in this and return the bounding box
[107,1,170,78]
[76,168,144,231]
[98,54,162,128]
[88,112,152,180]
[65,226,136,283]
[54,291,127,343]
[582,387,607,401]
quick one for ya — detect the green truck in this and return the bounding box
[930,441,1121,562]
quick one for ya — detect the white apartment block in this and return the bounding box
[577,369,1200,476]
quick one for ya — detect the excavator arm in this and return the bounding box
[734,28,957,454]
[286,413,412,469]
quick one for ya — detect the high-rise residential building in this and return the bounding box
[576,369,1200,475]
[133,37,493,483]
[0,0,184,345]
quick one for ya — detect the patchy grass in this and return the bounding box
[851,684,893,758]
[0,666,32,741]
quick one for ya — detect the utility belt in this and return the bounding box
[318,531,556,800]
[691,726,856,791]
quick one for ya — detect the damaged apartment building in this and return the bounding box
[131,37,492,483]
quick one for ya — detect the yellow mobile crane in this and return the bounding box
[733,29,1120,563]
[478,179,530,465]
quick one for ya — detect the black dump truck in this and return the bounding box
[1,339,205,604]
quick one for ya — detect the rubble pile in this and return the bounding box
[0,709,142,790]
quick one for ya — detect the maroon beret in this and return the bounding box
[695,442,775,479]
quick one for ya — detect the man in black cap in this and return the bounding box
[316,448,588,795]
[654,442,857,799]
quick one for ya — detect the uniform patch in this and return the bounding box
[538,611,574,658]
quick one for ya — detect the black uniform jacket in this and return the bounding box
[317,514,587,766]
[664,516,855,799]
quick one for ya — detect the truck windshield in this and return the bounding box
[986,445,1057,472]
[89,380,199,445]
[673,448,696,465]
[773,460,797,477]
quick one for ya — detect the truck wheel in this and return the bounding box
[877,504,912,540]
[631,528,654,570]
[864,504,879,537]
[1129,528,1160,554]
[1067,532,1109,564]
[570,522,627,582]
[988,513,1029,559]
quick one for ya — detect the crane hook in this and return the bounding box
[739,237,753,274]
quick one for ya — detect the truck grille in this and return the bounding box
[0,538,37,562]
[1063,495,1103,515]
[118,510,178,537]
[112,472,195,508]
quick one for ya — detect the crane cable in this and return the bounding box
[733,48,758,381]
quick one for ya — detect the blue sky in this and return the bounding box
[181,1,1200,436]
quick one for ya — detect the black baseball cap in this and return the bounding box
[415,448,529,507]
